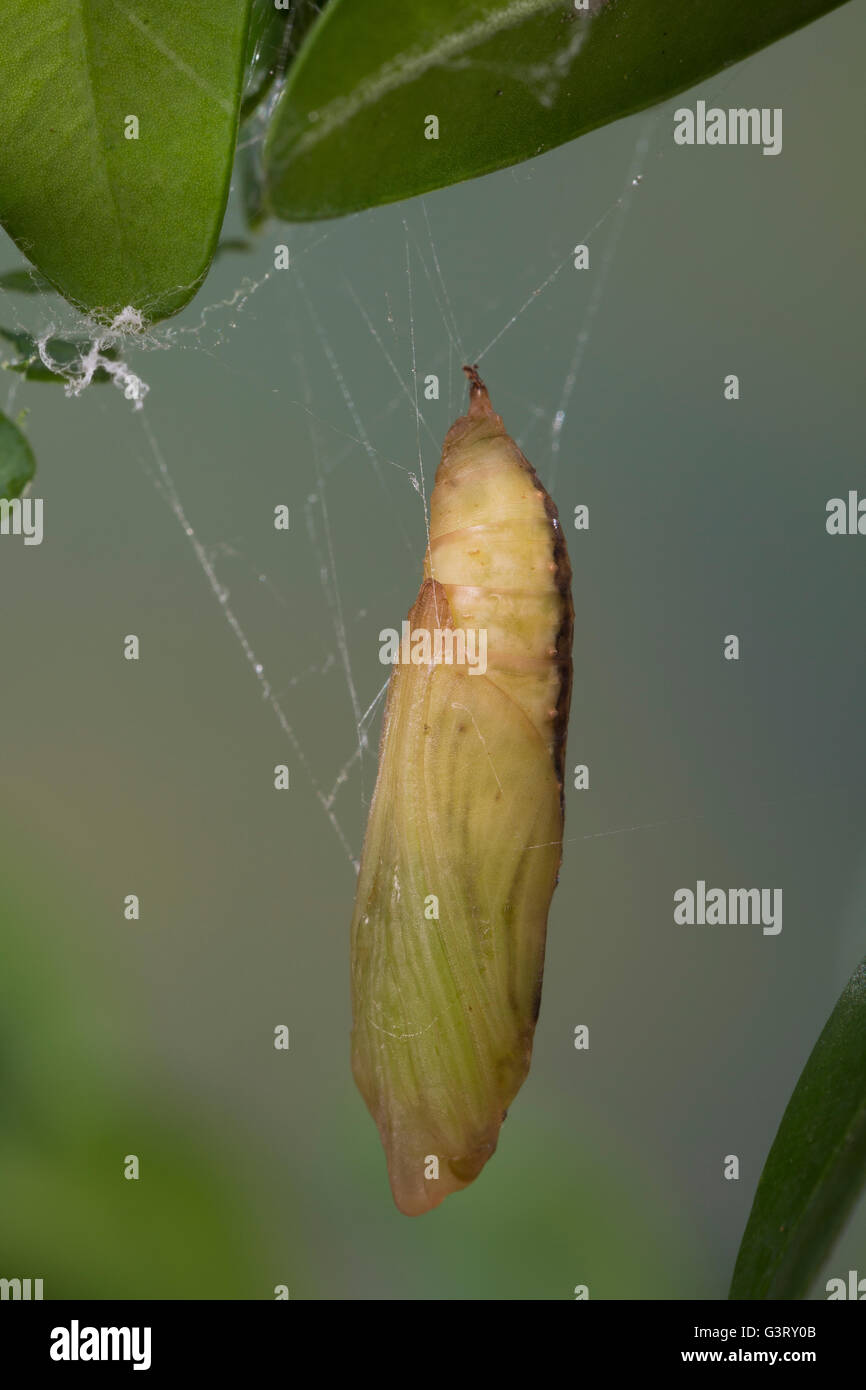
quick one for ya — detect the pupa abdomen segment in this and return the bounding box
[350,367,573,1215]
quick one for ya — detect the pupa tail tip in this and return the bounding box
[462,363,491,414]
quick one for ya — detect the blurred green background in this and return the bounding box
[1,3,864,1299]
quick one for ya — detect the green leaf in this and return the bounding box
[238,1,328,228]
[0,1,253,323]
[265,0,850,221]
[242,0,330,122]
[0,266,55,295]
[0,408,36,499]
[0,326,116,384]
[729,957,866,1300]
[241,0,292,121]
[239,138,269,232]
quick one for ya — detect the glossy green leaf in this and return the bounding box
[0,407,35,499]
[0,1,253,322]
[238,1,327,228]
[265,0,849,221]
[242,0,331,122]
[242,0,292,121]
[730,957,866,1300]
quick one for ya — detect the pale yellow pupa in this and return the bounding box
[350,367,573,1215]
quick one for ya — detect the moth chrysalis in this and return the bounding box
[351,367,573,1215]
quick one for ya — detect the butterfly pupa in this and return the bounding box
[350,366,573,1215]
